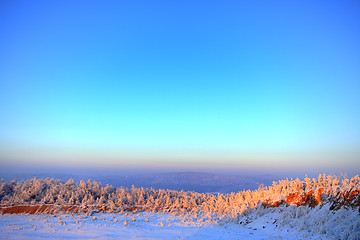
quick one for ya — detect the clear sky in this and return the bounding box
[0,1,359,174]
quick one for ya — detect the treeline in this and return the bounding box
[0,174,359,219]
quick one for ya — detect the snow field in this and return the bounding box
[2,206,357,240]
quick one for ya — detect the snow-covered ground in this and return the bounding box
[2,204,358,240]
[0,213,304,240]
[240,204,360,240]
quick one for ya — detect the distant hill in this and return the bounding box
[98,172,281,193]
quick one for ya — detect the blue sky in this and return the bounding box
[0,1,359,173]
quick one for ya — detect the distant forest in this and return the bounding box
[1,174,359,220]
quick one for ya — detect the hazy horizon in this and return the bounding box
[2,164,358,194]
[1,163,357,181]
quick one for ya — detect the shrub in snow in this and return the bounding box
[295,219,308,232]
[318,225,327,234]
[278,207,295,227]
[295,206,309,218]
[348,232,360,240]
[343,230,352,240]
[352,219,360,232]
[58,221,66,225]
[255,207,267,218]
[325,231,335,239]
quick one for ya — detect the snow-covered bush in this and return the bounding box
[295,206,309,218]
[0,173,358,235]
